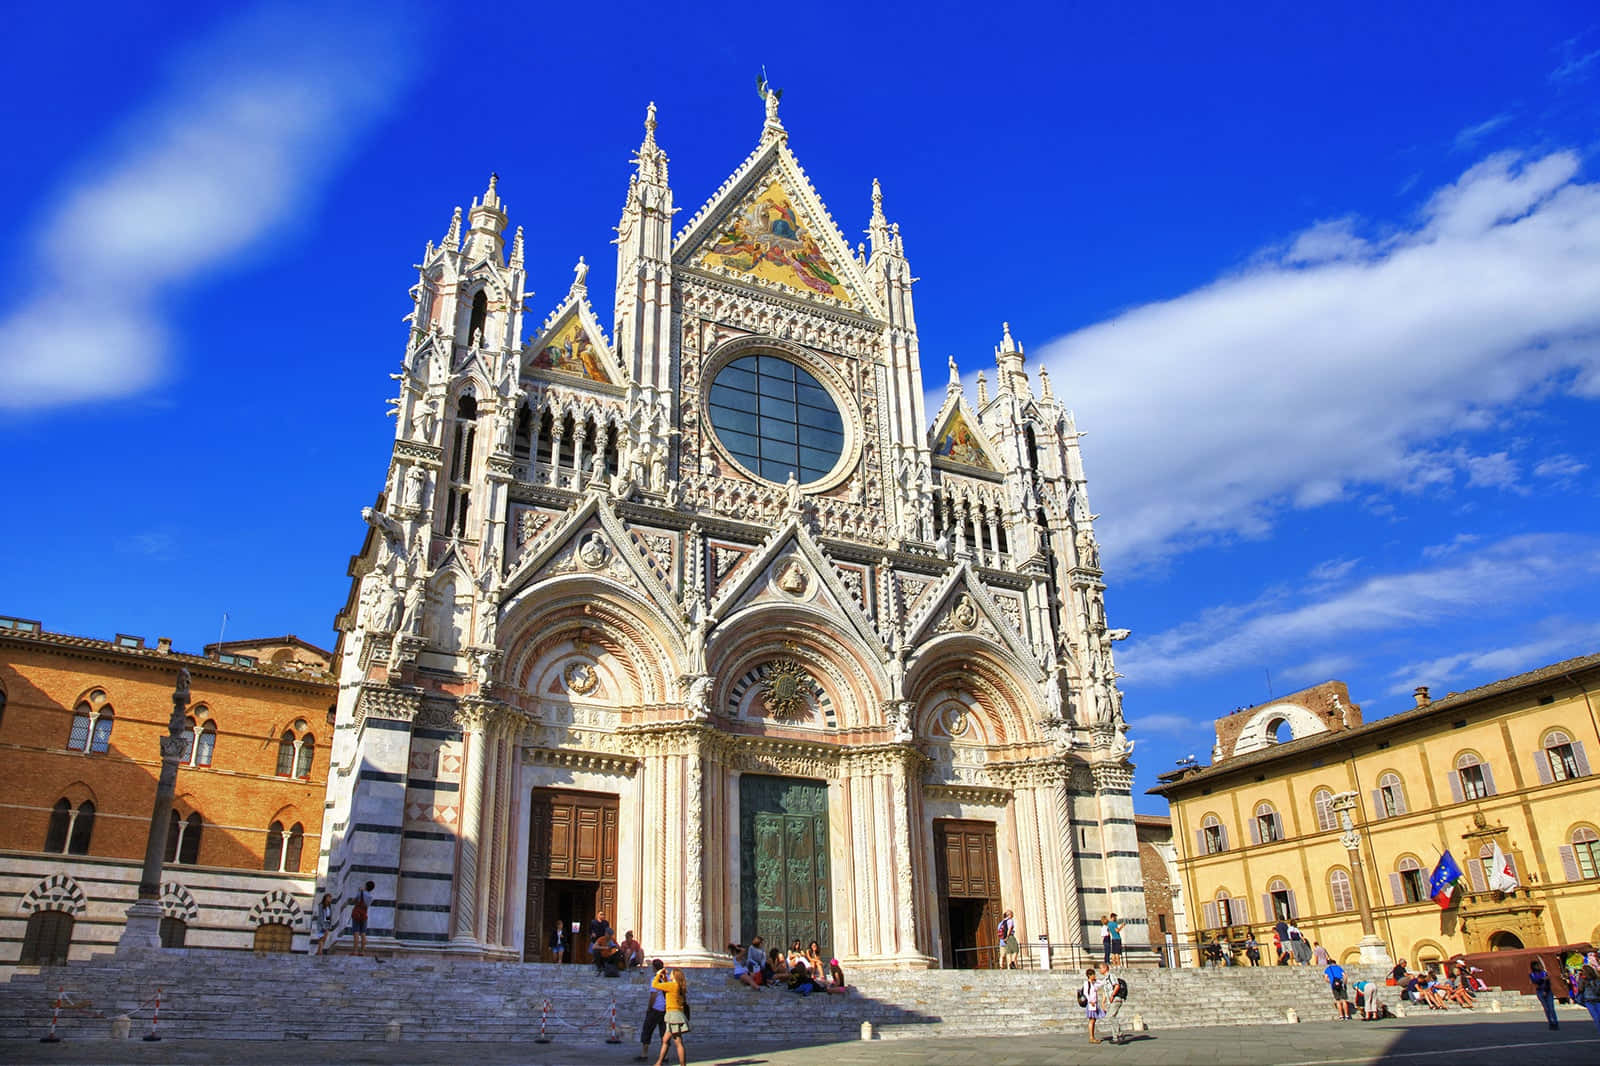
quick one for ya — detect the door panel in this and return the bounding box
[524,789,618,962]
[935,820,1002,969]
[740,775,830,957]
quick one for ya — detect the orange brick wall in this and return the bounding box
[0,642,334,873]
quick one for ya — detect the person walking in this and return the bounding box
[551,921,567,964]
[1097,963,1127,1044]
[1243,933,1260,966]
[1081,967,1105,1044]
[1325,959,1352,1020]
[637,959,667,1062]
[1575,963,1600,1031]
[1530,957,1560,1030]
[652,963,690,1066]
[349,881,374,957]
[998,910,1019,969]
[1311,941,1331,967]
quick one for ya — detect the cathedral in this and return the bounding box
[321,90,1143,969]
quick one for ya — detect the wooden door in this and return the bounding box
[934,820,1002,968]
[739,775,831,957]
[524,789,618,961]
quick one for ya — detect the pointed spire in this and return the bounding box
[631,100,669,188]
[1038,364,1054,401]
[868,178,891,257]
[443,206,463,251]
[508,225,525,269]
[478,172,502,212]
[947,354,961,394]
[994,322,1029,396]
[998,321,1019,355]
[642,101,659,153]
[976,370,989,408]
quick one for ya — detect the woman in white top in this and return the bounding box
[1082,967,1105,1044]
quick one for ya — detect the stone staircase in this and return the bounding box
[0,952,1535,1044]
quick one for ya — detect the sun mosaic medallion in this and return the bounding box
[759,660,817,722]
[696,179,851,303]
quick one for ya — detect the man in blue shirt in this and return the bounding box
[638,959,667,1061]
[1325,961,1352,1020]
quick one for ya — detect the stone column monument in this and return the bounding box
[1331,790,1392,966]
[118,669,191,952]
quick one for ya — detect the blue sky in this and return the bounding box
[3,2,1598,813]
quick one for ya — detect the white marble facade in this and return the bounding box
[320,94,1144,968]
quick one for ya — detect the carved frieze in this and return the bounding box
[355,683,423,731]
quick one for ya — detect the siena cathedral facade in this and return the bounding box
[322,93,1144,969]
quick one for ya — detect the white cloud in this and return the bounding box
[0,3,421,410]
[1534,454,1588,482]
[1454,112,1514,150]
[1029,150,1600,567]
[1550,48,1600,83]
[1386,619,1600,695]
[1117,534,1600,686]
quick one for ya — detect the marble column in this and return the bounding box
[451,704,491,947]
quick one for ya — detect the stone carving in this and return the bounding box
[578,531,610,569]
[1076,527,1101,570]
[759,660,817,722]
[951,593,978,631]
[685,675,714,720]
[363,506,409,575]
[403,465,428,511]
[683,598,708,674]
[885,699,914,743]
[776,558,808,596]
[415,397,440,443]
[565,661,598,695]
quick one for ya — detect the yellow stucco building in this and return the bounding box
[1149,653,1600,968]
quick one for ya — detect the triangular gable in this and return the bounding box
[928,397,1001,472]
[709,517,885,657]
[525,295,621,386]
[903,562,1038,672]
[674,142,880,315]
[500,495,680,627]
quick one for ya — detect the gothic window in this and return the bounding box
[179,718,195,764]
[89,710,113,753]
[276,721,313,778]
[706,354,845,484]
[1453,752,1494,801]
[253,922,293,953]
[443,394,477,537]
[1394,857,1426,903]
[262,819,304,872]
[1374,773,1407,818]
[468,290,487,345]
[1328,868,1354,912]
[20,911,74,966]
[294,735,314,778]
[1264,877,1296,920]
[263,821,284,871]
[194,720,216,767]
[1539,730,1588,783]
[1252,802,1283,844]
[1312,788,1338,832]
[44,798,71,853]
[513,405,532,460]
[276,732,295,776]
[159,917,187,948]
[68,706,90,750]
[67,801,94,854]
[1199,814,1227,855]
[68,693,115,753]
[165,811,203,865]
[283,822,304,872]
[1562,827,1599,880]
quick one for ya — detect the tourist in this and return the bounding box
[729,943,759,988]
[590,912,614,950]
[1530,957,1559,1030]
[1243,933,1260,966]
[1108,912,1125,966]
[788,954,820,995]
[1446,961,1475,1007]
[638,959,667,1062]
[746,935,767,979]
[1081,966,1105,1043]
[1097,962,1127,1044]
[1311,941,1331,967]
[1575,963,1600,1031]
[593,929,624,977]
[621,929,645,969]
[1101,915,1114,965]
[825,959,849,994]
[350,880,374,957]
[651,962,690,1066]
[1273,927,1290,966]
[998,909,1020,969]
[806,939,825,976]
[1389,958,1408,985]
[1324,958,1352,1020]
[1288,922,1311,965]
[551,921,567,964]
[311,892,336,956]
[769,949,791,980]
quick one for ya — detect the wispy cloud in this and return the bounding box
[1533,453,1588,483]
[1117,534,1600,687]
[1550,48,1600,83]
[1027,150,1600,568]
[0,3,423,411]
[1454,112,1515,151]
[1386,618,1600,695]
[117,530,178,560]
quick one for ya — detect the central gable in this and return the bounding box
[692,176,852,304]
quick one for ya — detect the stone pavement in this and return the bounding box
[2,1007,1596,1065]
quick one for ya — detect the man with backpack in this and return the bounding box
[349,880,374,957]
[1097,962,1129,1044]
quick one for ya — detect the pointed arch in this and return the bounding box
[906,634,1040,748]
[500,579,681,708]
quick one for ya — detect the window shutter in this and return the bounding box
[1388,873,1404,904]
[1195,829,1205,855]
[1559,845,1580,882]
[1370,790,1385,820]
[1219,824,1229,852]
[1286,889,1298,918]
[1203,901,1219,929]
[1261,894,1273,922]
[1393,788,1407,815]
[1574,741,1591,778]
[1235,895,1249,924]
[1249,818,1260,845]
[1449,772,1464,804]
[1481,764,1497,796]
[1467,859,1486,893]
[1535,751,1552,785]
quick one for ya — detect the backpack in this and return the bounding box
[1115,977,1128,1001]
[1077,987,1088,1008]
[351,892,369,921]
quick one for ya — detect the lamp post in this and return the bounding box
[117,669,190,952]
[1330,790,1392,967]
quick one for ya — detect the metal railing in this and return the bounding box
[949,941,1168,970]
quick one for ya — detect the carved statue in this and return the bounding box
[475,602,496,646]
[493,409,513,454]
[648,442,668,492]
[470,326,483,349]
[174,668,191,701]
[610,467,637,500]
[572,256,589,289]
[578,532,609,569]
[366,576,401,632]
[886,700,914,743]
[1043,669,1063,721]
[398,578,427,636]
[363,507,408,575]
[477,541,501,594]
[683,599,708,674]
[783,471,803,514]
[588,451,608,487]
[1076,527,1100,569]
[685,675,714,720]
[403,465,428,511]
[415,397,440,443]
[951,593,978,630]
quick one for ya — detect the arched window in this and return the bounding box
[89,709,113,753]
[1199,814,1228,855]
[1452,752,1494,801]
[1392,857,1426,903]
[194,720,216,767]
[277,721,313,779]
[1263,877,1297,920]
[67,801,94,854]
[253,922,293,953]
[263,821,284,872]
[1559,827,1600,881]
[513,404,532,460]
[283,823,304,872]
[1252,802,1283,844]
[179,718,196,764]
[159,917,187,948]
[1205,889,1246,929]
[1329,868,1354,912]
[276,731,296,776]
[1312,788,1337,832]
[1539,730,1589,783]
[165,811,203,865]
[44,798,71,853]
[443,394,477,536]
[1371,772,1407,819]
[20,911,74,966]
[293,735,314,778]
[467,290,488,345]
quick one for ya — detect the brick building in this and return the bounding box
[0,615,335,967]
[1135,814,1188,963]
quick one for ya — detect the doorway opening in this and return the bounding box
[523,788,618,963]
[934,819,1002,969]
[945,897,993,969]
[1488,931,1525,951]
[541,880,599,965]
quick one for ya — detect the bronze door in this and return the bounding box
[739,775,830,957]
[524,789,618,962]
[935,819,1002,968]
